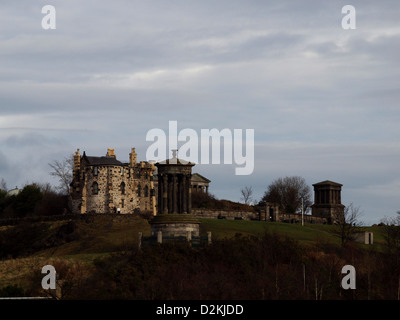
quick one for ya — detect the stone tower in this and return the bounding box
[150,150,200,237]
[311,180,345,224]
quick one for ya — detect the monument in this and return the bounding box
[311,180,345,224]
[150,150,201,237]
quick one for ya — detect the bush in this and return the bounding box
[0,284,26,297]
[191,191,254,211]
[0,184,68,218]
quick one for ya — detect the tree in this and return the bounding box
[0,178,7,191]
[13,184,43,217]
[240,186,253,205]
[49,155,74,195]
[262,176,312,214]
[334,203,363,247]
[380,210,400,253]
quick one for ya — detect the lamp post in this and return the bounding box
[301,197,304,226]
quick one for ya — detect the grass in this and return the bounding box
[200,219,339,245]
[200,218,388,249]
[0,216,389,289]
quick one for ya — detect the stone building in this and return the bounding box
[191,173,211,193]
[311,180,345,224]
[69,148,156,215]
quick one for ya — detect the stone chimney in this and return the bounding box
[129,147,137,166]
[106,148,116,159]
[73,149,81,173]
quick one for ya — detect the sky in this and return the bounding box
[0,0,399,225]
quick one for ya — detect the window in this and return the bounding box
[137,184,141,197]
[92,182,99,195]
[121,199,124,209]
[120,182,125,195]
[93,166,98,176]
[144,185,149,197]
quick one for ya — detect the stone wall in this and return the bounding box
[274,212,328,224]
[192,208,258,220]
[192,208,328,224]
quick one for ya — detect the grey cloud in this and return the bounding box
[0,0,399,224]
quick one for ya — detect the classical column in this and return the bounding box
[172,174,177,213]
[187,174,192,213]
[182,173,187,213]
[163,174,168,214]
[158,174,162,214]
[168,174,172,213]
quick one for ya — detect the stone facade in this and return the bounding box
[311,180,345,224]
[69,148,156,215]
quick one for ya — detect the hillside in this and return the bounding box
[0,215,392,299]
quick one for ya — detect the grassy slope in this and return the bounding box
[200,218,387,250]
[0,217,151,287]
[0,217,387,288]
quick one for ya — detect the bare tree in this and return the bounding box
[240,186,253,205]
[262,176,312,214]
[49,155,74,195]
[380,211,400,252]
[334,203,363,247]
[0,178,7,191]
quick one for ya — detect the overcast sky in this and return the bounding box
[0,1,399,225]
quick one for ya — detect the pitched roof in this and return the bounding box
[83,152,124,166]
[191,173,211,183]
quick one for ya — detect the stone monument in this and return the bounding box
[311,180,345,224]
[150,150,201,237]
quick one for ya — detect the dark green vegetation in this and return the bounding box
[0,215,399,300]
[0,183,68,218]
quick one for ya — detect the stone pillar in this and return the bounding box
[157,231,162,243]
[172,174,177,213]
[187,175,192,214]
[163,174,168,214]
[182,174,187,213]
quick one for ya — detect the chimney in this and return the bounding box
[73,149,81,172]
[130,148,137,166]
[106,148,116,159]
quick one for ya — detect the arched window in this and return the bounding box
[120,182,125,195]
[137,184,141,197]
[92,182,99,195]
[144,185,149,197]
